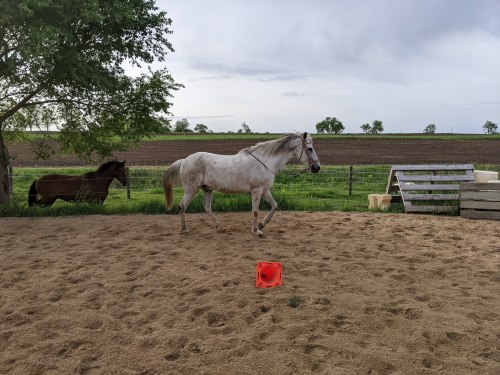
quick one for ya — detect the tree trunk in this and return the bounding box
[0,130,11,205]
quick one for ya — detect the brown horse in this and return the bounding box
[28,160,128,207]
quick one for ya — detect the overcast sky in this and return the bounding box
[156,0,500,134]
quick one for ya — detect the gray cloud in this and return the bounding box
[160,0,500,133]
[283,92,306,97]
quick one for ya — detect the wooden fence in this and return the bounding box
[460,182,500,220]
[386,164,474,213]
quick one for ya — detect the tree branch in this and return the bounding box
[0,90,31,103]
[0,86,43,126]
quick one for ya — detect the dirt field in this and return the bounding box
[8,138,500,166]
[1,212,499,375]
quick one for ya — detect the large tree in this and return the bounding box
[315,116,344,134]
[483,120,498,135]
[0,0,182,204]
[174,118,192,132]
[237,122,251,133]
[370,120,384,134]
[423,124,437,134]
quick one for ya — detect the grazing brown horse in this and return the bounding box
[28,160,128,207]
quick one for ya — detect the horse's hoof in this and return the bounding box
[256,229,264,237]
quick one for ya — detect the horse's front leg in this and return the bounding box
[259,190,278,231]
[202,189,220,228]
[251,189,264,236]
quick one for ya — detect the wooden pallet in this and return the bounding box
[386,164,475,213]
[460,182,500,220]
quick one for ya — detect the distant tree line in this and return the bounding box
[165,117,499,135]
[161,119,255,134]
[314,117,498,135]
[314,117,385,134]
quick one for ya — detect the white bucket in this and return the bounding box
[368,194,392,210]
[368,194,378,209]
[377,194,392,211]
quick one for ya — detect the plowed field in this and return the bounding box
[8,138,500,166]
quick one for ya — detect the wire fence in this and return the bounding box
[7,165,395,212]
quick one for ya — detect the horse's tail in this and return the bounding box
[28,180,38,207]
[163,159,183,211]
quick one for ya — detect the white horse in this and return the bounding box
[163,132,320,236]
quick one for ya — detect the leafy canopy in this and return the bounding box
[194,123,210,133]
[360,120,384,134]
[315,117,344,134]
[0,0,182,160]
[483,120,498,135]
[174,118,192,132]
[237,122,251,133]
[424,124,437,134]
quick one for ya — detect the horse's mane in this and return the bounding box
[96,160,118,173]
[239,133,302,157]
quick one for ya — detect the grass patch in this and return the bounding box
[12,131,500,142]
[3,163,498,217]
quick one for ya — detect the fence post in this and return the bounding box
[8,166,13,193]
[126,167,131,199]
[348,165,353,196]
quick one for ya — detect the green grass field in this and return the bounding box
[1,165,399,217]
[3,163,499,217]
[14,131,500,142]
[134,133,500,141]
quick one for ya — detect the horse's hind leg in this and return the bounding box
[202,190,220,228]
[179,188,197,232]
[41,196,56,207]
[259,190,278,231]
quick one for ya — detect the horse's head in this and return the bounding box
[297,132,320,173]
[113,160,128,186]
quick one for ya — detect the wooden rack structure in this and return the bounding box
[386,164,475,213]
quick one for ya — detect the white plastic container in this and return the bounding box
[377,194,392,211]
[368,194,393,210]
[368,194,378,209]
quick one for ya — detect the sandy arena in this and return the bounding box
[1,211,499,374]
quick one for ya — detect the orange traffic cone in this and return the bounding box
[256,262,282,288]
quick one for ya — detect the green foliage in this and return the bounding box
[174,118,192,132]
[483,120,498,135]
[237,122,252,134]
[194,123,210,133]
[371,120,384,134]
[360,123,371,134]
[315,117,344,134]
[423,124,437,134]
[0,0,182,161]
[360,120,384,134]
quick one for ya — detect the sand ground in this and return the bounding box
[1,211,499,375]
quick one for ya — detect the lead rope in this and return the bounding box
[248,152,277,175]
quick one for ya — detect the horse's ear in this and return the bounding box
[303,132,308,139]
